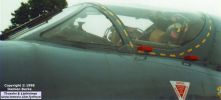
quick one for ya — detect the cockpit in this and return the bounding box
[107,5,205,49]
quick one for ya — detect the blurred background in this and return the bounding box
[1,0,221,35]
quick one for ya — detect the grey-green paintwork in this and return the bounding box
[0,3,221,100]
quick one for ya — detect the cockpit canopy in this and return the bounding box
[14,3,205,50]
[107,5,205,48]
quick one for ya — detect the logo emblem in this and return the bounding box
[170,81,190,100]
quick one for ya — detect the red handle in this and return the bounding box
[137,45,153,52]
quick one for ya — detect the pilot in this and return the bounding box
[172,14,189,32]
[162,23,183,44]
[160,14,189,45]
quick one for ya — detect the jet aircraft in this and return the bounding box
[0,2,221,100]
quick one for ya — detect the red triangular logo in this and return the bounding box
[170,81,190,100]
[176,85,186,97]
